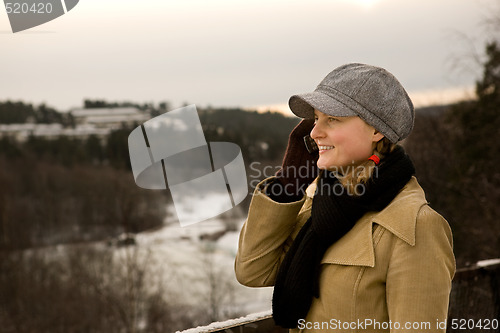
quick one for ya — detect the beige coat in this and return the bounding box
[235,176,455,333]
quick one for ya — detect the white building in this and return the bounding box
[0,107,151,142]
[0,123,111,142]
[70,107,150,129]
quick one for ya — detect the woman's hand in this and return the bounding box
[272,119,319,201]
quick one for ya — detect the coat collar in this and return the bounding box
[306,177,428,267]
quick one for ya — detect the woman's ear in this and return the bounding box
[372,130,385,143]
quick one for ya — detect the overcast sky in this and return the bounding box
[1,0,498,113]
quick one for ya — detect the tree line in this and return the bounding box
[404,41,500,267]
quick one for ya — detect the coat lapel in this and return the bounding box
[317,177,427,267]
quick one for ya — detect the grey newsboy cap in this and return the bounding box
[289,63,414,143]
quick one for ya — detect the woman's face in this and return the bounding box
[310,110,384,171]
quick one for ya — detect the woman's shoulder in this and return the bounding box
[402,177,452,237]
[414,204,453,247]
[372,176,452,246]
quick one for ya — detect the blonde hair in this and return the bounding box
[338,138,396,195]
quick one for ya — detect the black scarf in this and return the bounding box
[272,146,415,328]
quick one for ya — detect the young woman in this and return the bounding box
[235,63,455,332]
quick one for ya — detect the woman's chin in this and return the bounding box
[317,161,338,171]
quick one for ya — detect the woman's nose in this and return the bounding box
[310,122,324,140]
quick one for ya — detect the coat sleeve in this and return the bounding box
[234,177,306,287]
[386,205,456,333]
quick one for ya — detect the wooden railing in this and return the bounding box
[447,259,500,332]
[177,311,286,333]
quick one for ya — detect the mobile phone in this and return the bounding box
[303,135,318,154]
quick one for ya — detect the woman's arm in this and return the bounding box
[235,119,317,287]
[386,205,455,332]
[234,177,307,287]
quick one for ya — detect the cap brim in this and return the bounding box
[289,91,357,119]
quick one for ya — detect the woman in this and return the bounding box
[235,63,455,332]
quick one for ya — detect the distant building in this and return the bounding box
[0,107,152,142]
[0,123,38,142]
[0,123,111,142]
[70,107,150,129]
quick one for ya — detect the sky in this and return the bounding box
[1,0,498,114]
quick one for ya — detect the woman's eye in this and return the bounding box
[328,117,338,123]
